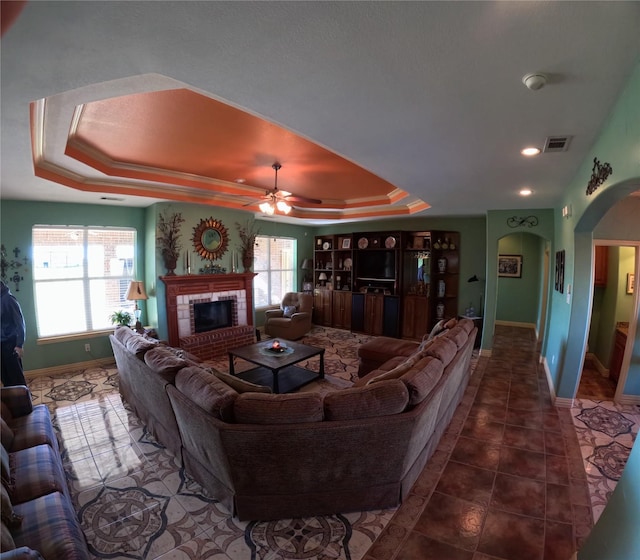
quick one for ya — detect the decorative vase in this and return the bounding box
[436,302,445,319]
[242,253,253,272]
[437,279,446,298]
[163,252,178,276]
[437,257,447,273]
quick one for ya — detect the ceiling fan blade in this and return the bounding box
[284,193,322,205]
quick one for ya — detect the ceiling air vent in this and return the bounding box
[543,136,571,153]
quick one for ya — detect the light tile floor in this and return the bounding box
[26,325,638,560]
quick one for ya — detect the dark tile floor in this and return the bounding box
[365,325,594,560]
[576,358,617,400]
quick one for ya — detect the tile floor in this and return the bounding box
[26,324,638,560]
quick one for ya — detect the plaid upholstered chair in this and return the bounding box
[264,292,313,340]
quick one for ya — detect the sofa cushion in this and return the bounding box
[212,370,272,394]
[8,445,68,504]
[357,337,419,364]
[401,356,445,405]
[457,318,475,334]
[125,334,159,357]
[364,359,414,385]
[234,393,324,425]
[175,367,237,422]
[421,336,458,366]
[0,417,14,450]
[144,346,188,381]
[113,325,137,346]
[442,325,469,349]
[8,405,58,452]
[353,356,407,387]
[0,401,13,424]
[1,445,10,487]
[324,380,409,421]
[12,491,89,560]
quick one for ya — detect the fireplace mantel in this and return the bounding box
[161,273,257,348]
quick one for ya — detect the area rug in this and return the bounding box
[29,326,401,560]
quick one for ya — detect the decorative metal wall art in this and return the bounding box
[586,158,613,196]
[0,245,29,291]
[507,216,539,228]
[192,218,229,261]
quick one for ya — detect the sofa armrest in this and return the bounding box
[264,309,284,320]
[290,311,310,322]
[0,547,43,559]
[0,386,33,418]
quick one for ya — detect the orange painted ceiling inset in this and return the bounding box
[34,86,429,220]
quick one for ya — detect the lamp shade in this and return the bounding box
[318,273,328,281]
[301,259,313,270]
[125,281,148,301]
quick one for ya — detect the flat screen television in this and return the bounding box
[357,250,396,280]
[193,300,233,333]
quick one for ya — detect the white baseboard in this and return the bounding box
[540,356,564,405]
[585,352,609,377]
[25,357,116,379]
[617,394,640,406]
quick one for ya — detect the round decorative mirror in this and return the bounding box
[192,217,229,261]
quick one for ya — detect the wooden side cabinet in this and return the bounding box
[331,290,352,330]
[313,289,332,327]
[594,246,608,287]
[402,295,429,340]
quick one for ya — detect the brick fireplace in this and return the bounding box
[160,273,257,360]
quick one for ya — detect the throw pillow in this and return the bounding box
[213,370,272,394]
[283,305,297,318]
[365,359,413,385]
[401,356,445,405]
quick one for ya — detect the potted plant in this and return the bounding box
[236,220,260,272]
[110,310,133,327]
[157,209,185,275]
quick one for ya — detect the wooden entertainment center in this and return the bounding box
[312,230,460,340]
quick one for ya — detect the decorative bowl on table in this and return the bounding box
[265,340,287,354]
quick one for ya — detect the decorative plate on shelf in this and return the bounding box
[343,257,352,270]
[322,241,330,250]
[358,237,368,249]
[385,236,396,248]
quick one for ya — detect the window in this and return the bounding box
[253,236,296,308]
[32,226,136,337]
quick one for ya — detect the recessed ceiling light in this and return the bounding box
[519,188,533,196]
[521,147,541,156]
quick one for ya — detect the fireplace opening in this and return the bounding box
[193,300,233,333]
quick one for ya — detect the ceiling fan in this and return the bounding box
[245,163,322,215]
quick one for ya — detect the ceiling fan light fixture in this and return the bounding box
[259,201,275,215]
[276,200,291,214]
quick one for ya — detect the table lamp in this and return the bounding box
[125,280,148,333]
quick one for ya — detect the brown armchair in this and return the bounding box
[264,292,313,340]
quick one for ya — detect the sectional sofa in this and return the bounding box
[1,386,90,560]
[109,319,477,521]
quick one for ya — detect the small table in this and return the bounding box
[228,339,325,393]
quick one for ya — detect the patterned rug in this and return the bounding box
[31,326,409,560]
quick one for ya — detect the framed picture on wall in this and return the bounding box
[555,250,565,293]
[627,273,635,294]
[498,254,522,278]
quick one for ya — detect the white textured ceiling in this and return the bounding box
[1,1,639,222]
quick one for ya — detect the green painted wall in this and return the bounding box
[0,200,146,371]
[496,233,543,326]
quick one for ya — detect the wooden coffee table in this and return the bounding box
[228,339,325,393]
